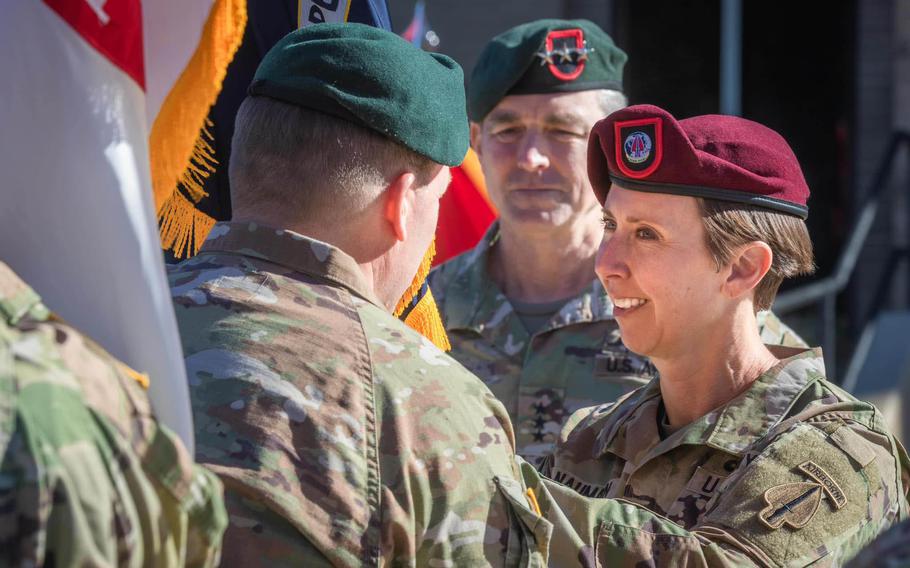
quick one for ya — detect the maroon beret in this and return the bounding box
[588,104,810,218]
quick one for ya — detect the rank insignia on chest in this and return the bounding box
[758,461,846,530]
[535,28,592,81]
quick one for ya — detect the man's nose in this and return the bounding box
[517,134,550,173]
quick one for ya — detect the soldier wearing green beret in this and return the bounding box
[168,24,558,566]
[429,19,805,467]
[0,261,227,566]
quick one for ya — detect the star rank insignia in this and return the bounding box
[534,28,593,81]
[758,461,847,530]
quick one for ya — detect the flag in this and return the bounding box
[401,0,426,46]
[435,149,498,265]
[0,0,246,451]
[156,1,390,262]
[151,0,458,351]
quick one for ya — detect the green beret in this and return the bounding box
[467,19,627,121]
[250,23,469,167]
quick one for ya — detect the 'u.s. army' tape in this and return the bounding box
[299,0,353,27]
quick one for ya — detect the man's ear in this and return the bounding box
[724,241,773,300]
[470,121,483,156]
[383,172,417,241]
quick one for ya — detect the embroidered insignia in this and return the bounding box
[799,461,847,509]
[625,132,651,164]
[534,28,592,81]
[614,117,663,179]
[759,482,823,529]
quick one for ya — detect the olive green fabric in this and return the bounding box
[541,347,910,566]
[467,18,627,121]
[0,262,227,566]
[250,23,469,166]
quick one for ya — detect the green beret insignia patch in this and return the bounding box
[759,482,823,530]
[535,28,591,81]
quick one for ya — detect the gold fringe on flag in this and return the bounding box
[157,191,217,260]
[393,239,451,351]
[150,0,247,258]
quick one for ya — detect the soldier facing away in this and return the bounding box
[0,261,227,566]
[430,19,806,466]
[539,104,910,566]
[168,24,555,566]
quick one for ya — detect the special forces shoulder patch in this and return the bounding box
[759,482,822,529]
[614,117,663,179]
[535,28,592,81]
[758,461,846,530]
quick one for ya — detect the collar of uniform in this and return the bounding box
[442,221,615,333]
[593,379,663,461]
[594,346,825,459]
[437,223,500,331]
[0,262,49,326]
[198,221,385,308]
[702,346,825,454]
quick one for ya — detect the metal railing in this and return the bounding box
[773,131,910,381]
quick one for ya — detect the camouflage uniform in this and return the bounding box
[430,222,807,465]
[0,261,226,567]
[540,346,910,566]
[846,518,910,568]
[169,221,551,566]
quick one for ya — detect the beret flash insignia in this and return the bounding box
[535,28,591,81]
[615,117,663,179]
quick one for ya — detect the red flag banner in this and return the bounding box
[435,149,497,265]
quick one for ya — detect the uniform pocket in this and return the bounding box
[594,519,707,568]
[494,475,554,567]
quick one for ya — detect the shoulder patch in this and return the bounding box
[759,482,822,529]
[799,461,847,509]
[701,421,892,566]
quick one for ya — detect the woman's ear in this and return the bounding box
[724,241,773,300]
[383,172,417,241]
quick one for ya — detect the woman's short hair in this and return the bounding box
[697,198,816,311]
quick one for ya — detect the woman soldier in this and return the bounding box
[538,105,910,566]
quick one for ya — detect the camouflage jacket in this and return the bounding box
[430,223,806,466]
[169,221,553,567]
[540,346,910,567]
[0,262,226,567]
[845,517,910,567]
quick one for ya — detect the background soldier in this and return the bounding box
[0,261,226,566]
[430,19,805,466]
[169,24,551,566]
